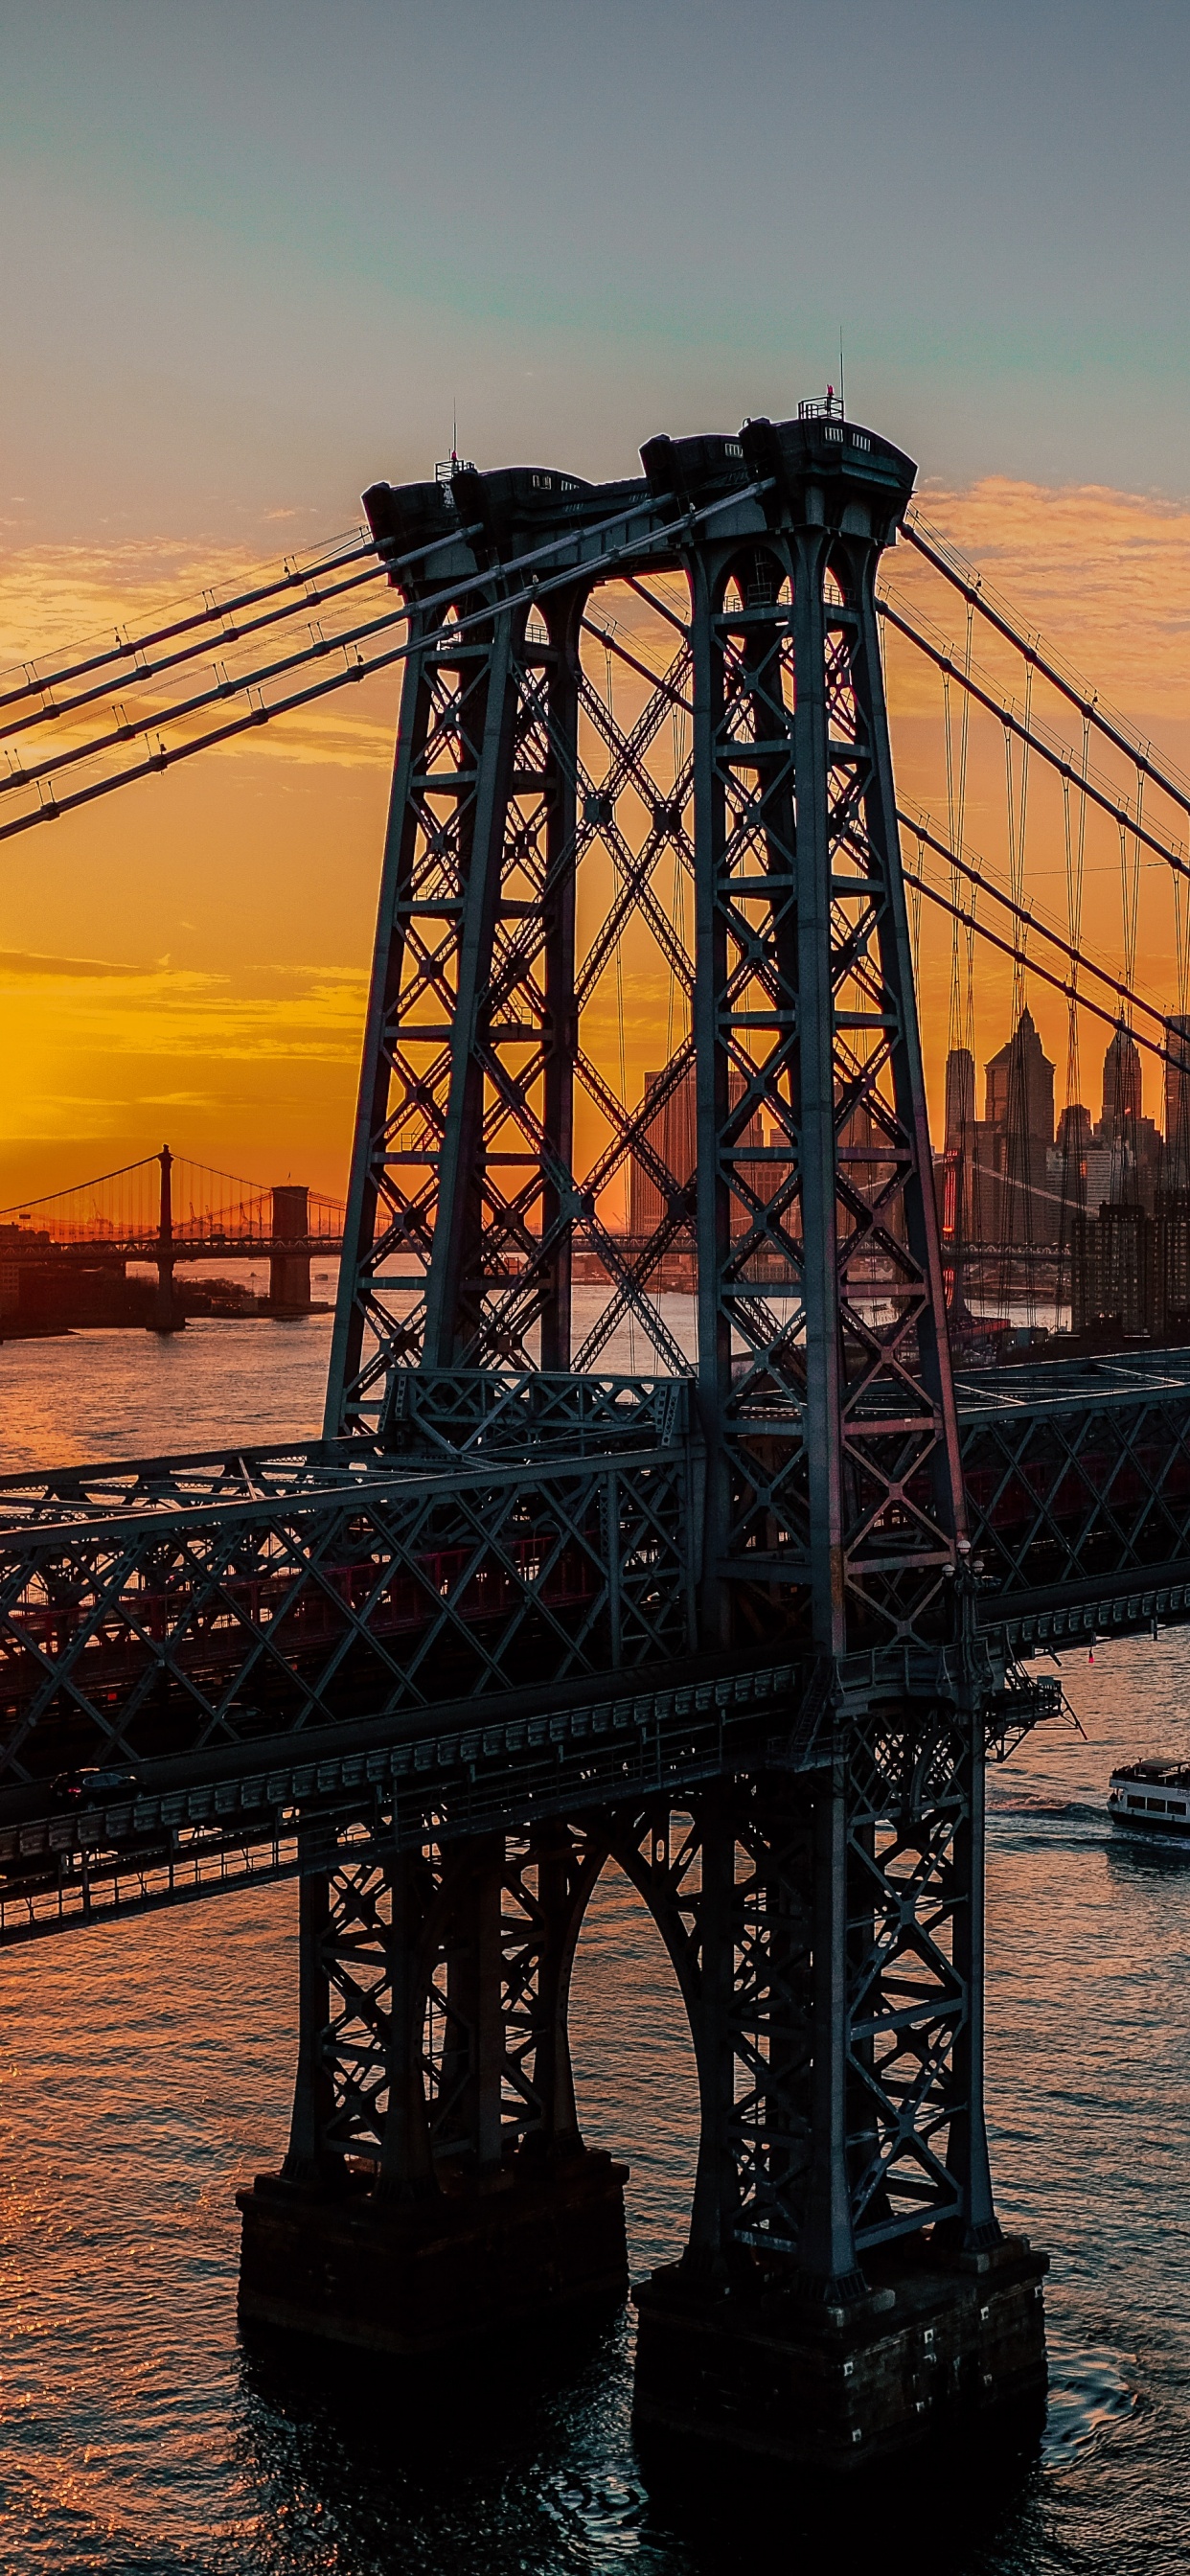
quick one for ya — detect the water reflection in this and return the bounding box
[234,2312,655,2576]
[0,1337,1188,2564]
[231,2310,1053,2576]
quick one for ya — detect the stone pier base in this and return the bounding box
[633,2235,1048,2472]
[237,2148,629,2355]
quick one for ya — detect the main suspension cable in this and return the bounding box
[0,513,501,794]
[880,591,1190,881]
[901,806,1173,1041]
[0,482,767,848]
[901,510,1190,829]
[1,550,393,748]
[0,529,379,723]
[907,867,1186,1082]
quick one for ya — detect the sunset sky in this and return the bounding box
[2,0,1189,1200]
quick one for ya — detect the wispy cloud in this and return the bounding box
[0,945,144,978]
[889,475,1190,732]
[0,960,366,1065]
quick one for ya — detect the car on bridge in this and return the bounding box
[52,1765,140,1809]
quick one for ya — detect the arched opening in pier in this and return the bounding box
[566,1853,698,2273]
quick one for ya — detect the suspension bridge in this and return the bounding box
[0,401,1186,2469]
[0,1151,346,1326]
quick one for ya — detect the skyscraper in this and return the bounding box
[629,1064,697,1237]
[1057,1103,1092,1159]
[629,1062,766,1246]
[984,1007,1055,1148]
[945,1047,975,1148]
[1165,1014,1190,1187]
[984,1006,1056,1243]
[1101,1020,1142,1138]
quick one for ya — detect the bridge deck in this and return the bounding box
[956,1345,1190,1644]
[0,1346,1183,1939]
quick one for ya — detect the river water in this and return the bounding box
[0,1314,1187,2572]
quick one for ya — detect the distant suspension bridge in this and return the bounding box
[0,1148,346,1325]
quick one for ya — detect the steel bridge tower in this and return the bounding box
[240,407,1046,2467]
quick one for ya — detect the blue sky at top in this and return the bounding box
[1,0,1187,541]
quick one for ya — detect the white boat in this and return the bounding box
[1109,1761,1190,1836]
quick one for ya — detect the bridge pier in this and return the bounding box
[267,1184,312,1314]
[238,2151,629,2356]
[625,1724,1047,2466]
[148,1254,183,1333]
[237,1823,629,2351]
[237,1711,1046,2457]
[632,2235,1048,2472]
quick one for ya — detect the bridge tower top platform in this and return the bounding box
[360,408,915,584]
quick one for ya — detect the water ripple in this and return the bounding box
[1042,2329,1138,2467]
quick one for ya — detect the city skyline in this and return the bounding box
[942,1001,1190,1237]
[945,1011,1176,1147]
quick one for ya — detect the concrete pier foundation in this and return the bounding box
[237,2147,629,2355]
[632,2235,1048,2472]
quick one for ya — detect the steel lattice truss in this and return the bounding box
[959,1349,1190,1626]
[682,498,963,1654]
[282,1732,986,2274]
[298,414,988,2290]
[844,1708,977,2249]
[1,1356,1186,1800]
[290,1820,609,2184]
[331,589,703,1410]
[0,1410,696,1788]
[602,1735,981,2267]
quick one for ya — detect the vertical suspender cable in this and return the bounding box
[1000,689,1034,1335]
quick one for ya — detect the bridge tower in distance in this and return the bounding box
[238,406,1046,2469]
[267,1184,311,1313]
[147,1142,182,1335]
